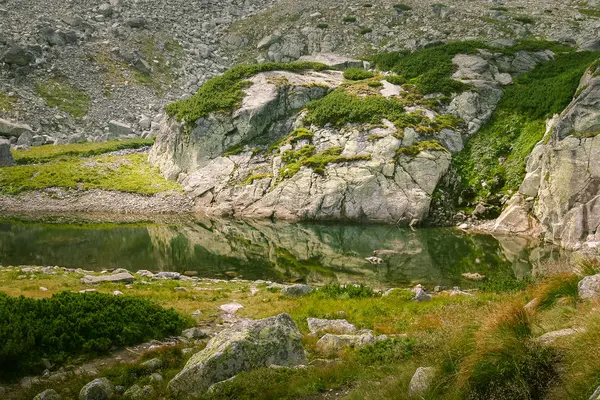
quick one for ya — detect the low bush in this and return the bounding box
[359,27,373,35]
[317,23,329,29]
[166,62,328,124]
[343,68,375,80]
[531,274,580,310]
[383,75,406,85]
[303,89,405,127]
[356,338,414,365]
[343,16,357,23]
[393,4,412,11]
[0,291,189,379]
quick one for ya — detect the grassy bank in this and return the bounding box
[1,259,600,399]
[0,140,180,195]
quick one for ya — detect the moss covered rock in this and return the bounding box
[168,313,306,397]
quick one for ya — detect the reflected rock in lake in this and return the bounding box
[0,218,568,288]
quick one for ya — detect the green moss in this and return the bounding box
[304,89,406,127]
[383,75,406,85]
[367,81,383,88]
[367,134,385,142]
[317,23,329,29]
[344,68,375,80]
[132,34,184,93]
[0,153,181,195]
[579,7,600,18]
[491,6,509,11]
[396,140,448,158]
[35,78,90,119]
[359,27,373,35]
[279,145,371,179]
[343,16,357,23]
[12,139,155,165]
[574,130,600,138]
[166,62,328,124]
[243,173,273,186]
[0,92,17,111]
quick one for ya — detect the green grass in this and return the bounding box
[35,78,90,119]
[312,284,378,299]
[0,153,181,195]
[166,62,328,125]
[11,139,154,165]
[0,291,189,379]
[279,145,372,179]
[451,50,600,202]
[579,8,600,18]
[0,92,17,111]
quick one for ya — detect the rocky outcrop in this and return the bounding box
[168,313,306,396]
[492,63,600,248]
[0,138,15,167]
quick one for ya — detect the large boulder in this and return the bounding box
[79,378,114,400]
[0,118,34,138]
[81,272,134,284]
[281,284,312,297]
[168,313,306,396]
[0,139,15,167]
[1,45,35,66]
[307,318,356,336]
[579,274,600,299]
[34,389,61,400]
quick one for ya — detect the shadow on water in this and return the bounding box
[0,218,568,288]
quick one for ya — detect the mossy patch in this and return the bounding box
[0,153,181,195]
[0,92,17,111]
[35,78,90,119]
[396,140,448,158]
[344,68,375,81]
[12,139,154,165]
[279,145,372,179]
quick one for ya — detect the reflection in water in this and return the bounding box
[0,219,567,287]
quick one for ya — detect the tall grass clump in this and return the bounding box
[313,284,378,299]
[458,302,560,399]
[0,291,190,379]
[530,273,580,310]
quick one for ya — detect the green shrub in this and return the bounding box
[359,27,373,35]
[531,274,580,310]
[396,140,448,157]
[343,16,357,23]
[384,75,406,85]
[317,23,329,29]
[166,62,328,124]
[514,15,535,24]
[0,292,189,379]
[367,81,383,88]
[313,284,378,299]
[356,338,414,365]
[304,89,406,127]
[343,68,375,80]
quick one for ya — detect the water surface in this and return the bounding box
[0,218,567,288]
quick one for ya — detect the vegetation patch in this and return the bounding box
[35,78,90,119]
[0,92,17,111]
[242,172,273,186]
[0,291,189,379]
[0,153,181,195]
[359,27,373,35]
[312,283,378,299]
[279,145,371,179]
[452,50,600,202]
[166,62,328,125]
[344,68,375,81]
[397,140,448,157]
[579,7,600,18]
[12,139,154,165]
[393,4,412,11]
[316,23,329,29]
[343,16,357,23]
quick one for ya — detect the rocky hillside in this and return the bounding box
[2,0,600,147]
[149,40,576,225]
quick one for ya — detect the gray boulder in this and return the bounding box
[34,389,62,400]
[0,118,33,138]
[408,367,436,397]
[182,327,209,340]
[411,286,432,302]
[579,274,600,299]
[281,284,313,298]
[307,318,356,336]
[257,34,281,50]
[140,358,163,371]
[315,331,384,352]
[168,313,306,396]
[79,378,114,400]
[1,45,35,66]
[126,18,147,28]
[537,328,585,344]
[0,139,15,167]
[108,120,133,136]
[81,272,134,284]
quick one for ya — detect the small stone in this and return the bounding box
[537,328,585,345]
[140,358,163,372]
[307,318,357,336]
[365,256,384,264]
[174,287,188,292]
[108,120,133,136]
[219,302,243,314]
[39,287,48,291]
[408,367,436,397]
[79,377,114,400]
[461,273,485,281]
[411,285,432,302]
[112,290,124,296]
[579,274,600,299]
[182,327,209,340]
[33,388,61,400]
